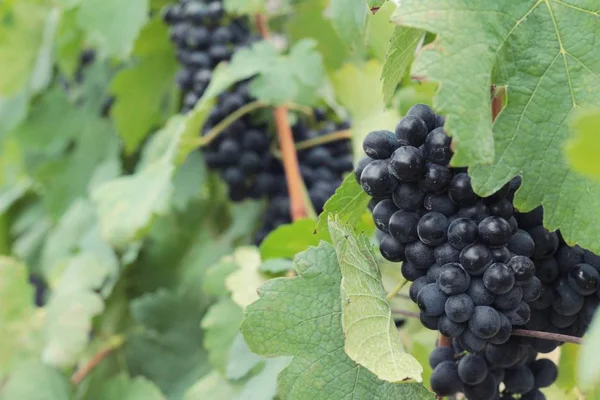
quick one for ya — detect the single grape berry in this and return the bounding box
[388,146,425,181]
[379,234,406,262]
[463,374,498,400]
[527,225,559,259]
[423,127,452,165]
[437,263,471,295]
[458,329,486,352]
[468,278,496,306]
[395,115,428,147]
[424,194,458,217]
[457,200,490,224]
[503,365,535,395]
[489,313,512,345]
[392,182,425,211]
[507,229,535,258]
[483,263,515,295]
[503,301,531,325]
[354,157,373,183]
[417,212,449,246]
[402,261,426,281]
[555,244,585,274]
[522,276,542,302]
[493,286,523,310]
[434,242,461,265]
[468,306,501,339]
[460,244,494,276]
[448,173,478,206]
[417,283,448,317]
[535,258,559,284]
[458,354,488,386]
[409,276,429,303]
[360,159,397,197]
[508,255,536,285]
[448,218,478,250]
[429,346,456,369]
[362,130,398,159]
[552,279,584,316]
[431,361,463,396]
[420,163,452,194]
[568,263,600,296]
[372,199,398,233]
[445,294,475,323]
[478,216,513,248]
[438,315,466,338]
[492,247,512,263]
[406,103,436,131]
[488,198,514,219]
[405,240,435,269]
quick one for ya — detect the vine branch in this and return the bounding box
[255,14,308,221]
[71,336,125,385]
[271,130,353,159]
[386,278,409,301]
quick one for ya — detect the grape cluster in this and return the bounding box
[163,0,252,112]
[356,104,537,351]
[429,336,558,400]
[252,115,353,243]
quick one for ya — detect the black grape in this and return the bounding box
[529,359,557,388]
[406,103,436,132]
[508,255,536,285]
[417,283,448,317]
[379,234,406,262]
[448,173,477,206]
[527,225,559,259]
[429,346,455,369]
[468,306,501,339]
[423,127,452,165]
[478,216,513,248]
[467,278,496,306]
[568,263,600,296]
[437,263,471,295]
[458,354,488,386]
[363,130,398,159]
[405,241,435,269]
[460,244,494,276]
[445,294,475,323]
[503,365,535,394]
[448,218,478,250]
[431,361,463,396]
[483,263,515,295]
[395,115,428,147]
[417,212,449,246]
[372,199,398,233]
[360,160,397,197]
[388,146,425,182]
[438,315,466,338]
[392,182,425,211]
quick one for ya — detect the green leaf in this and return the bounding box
[328,0,368,54]
[0,1,49,96]
[224,0,266,14]
[77,0,149,59]
[241,243,434,399]
[381,27,423,103]
[109,17,178,153]
[315,174,371,237]
[258,258,293,276]
[367,0,386,8]
[126,289,211,398]
[566,107,600,182]
[0,257,43,379]
[365,2,398,63]
[329,219,422,382]
[259,219,320,261]
[226,333,264,381]
[201,298,244,373]
[556,343,579,392]
[331,61,399,157]
[184,371,240,400]
[96,375,164,400]
[0,361,71,400]
[202,257,239,297]
[391,1,600,253]
[579,309,600,389]
[225,247,266,308]
[55,8,84,79]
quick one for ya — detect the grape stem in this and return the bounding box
[386,278,409,301]
[71,335,125,385]
[271,130,353,159]
[255,14,309,221]
[391,309,420,319]
[194,100,267,148]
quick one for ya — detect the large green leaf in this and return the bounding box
[259,219,320,261]
[109,17,178,153]
[566,107,600,182]
[234,357,291,400]
[96,375,164,400]
[0,1,49,96]
[125,289,211,399]
[0,361,71,400]
[77,0,149,59]
[225,247,266,308]
[0,257,43,380]
[392,0,600,253]
[241,243,434,399]
[329,219,422,382]
[328,0,368,56]
[201,298,244,374]
[381,27,423,103]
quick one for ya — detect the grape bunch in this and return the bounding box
[429,336,558,400]
[356,104,537,351]
[163,0,252,112]
[252,115,353,243]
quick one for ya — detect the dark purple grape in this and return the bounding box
[409,276,429,302]
[379,234,406,262]
[478,216,513,248]
[504,301,531,325]
[529,359,558,388]
[448,218,478,250]
[423,127,452,165]
[492,247,512,263]
[507,230,535,258]
[417,283,448,317]
[417,212,448,246]
[568,263,600,296]
[555,245,585,274]
[493,286,523,310]
[504,365,535,395]
[392,182,425,211]
[458,354,488,386]
[420,163,452,194]
[527,226,559,259]
[395,115,428,147]
[553,278,584,316]
[429,346,456,369]
[406,103,436,131]
[372,199,398,233]
[467,278,495,306]
[522,277,542,302]
[458,329,486,352]
[362,130,398,159]
[460,244,494,276]
[424,194,458,217]
[457,200,490,223]
[508,255,535,285]
[354,157,373,183]
[437,263,471,295]
[468,306,501,339]
[515,207,543,229]
[360,160,397,197]
[448,173,477,206]
[438,315,466,338]
[405,240,435,268]
[445,294,475,323]
[388,146,425,181]
[489,313,512,345]
[431,361,463,396]
[488,198,514,219]
[483,263,515,295]
[401,261,426,281]
[535,258,559,284]
[434,242,460,265]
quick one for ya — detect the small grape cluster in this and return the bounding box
[519,207,600,344]
[429,336,558,400]
[355,104,538,351]
[163,0,252,112]
[252,115,353,243]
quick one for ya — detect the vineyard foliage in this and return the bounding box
[0,0,599,399]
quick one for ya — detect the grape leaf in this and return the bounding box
[109,17,178,153]
[328,0,368,55]
[0,1,49,96]
[315,174,371,237]
[234,357,291,400]
[202,257,239,297]
[184,371,240,400]
[96,375,164,400]
[0,361,71,400]
[579,310,600,389]
[393,1,600,253]
[329,219,422,382]
[566,107,600,182]
[0,257,43,379]
[226,333,264,380]
[365,2,398,63]
[126,289,211,398]
[77,0,149,59]
[381,27,423,103]
[556,343,579,392]
[367,0,386,9]
[225,247,266,308]
[0,139,31,214]
[241,243,434,399]
[259,219,320,260]
[55,8,84,79]
[331,60,399,156]
[224,0,266,14]
[259,258,293,275]
[201,298,244,373]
